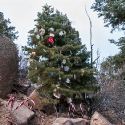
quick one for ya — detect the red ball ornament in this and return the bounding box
[47,36,54,44]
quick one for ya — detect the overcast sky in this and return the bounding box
[0,0,124,61]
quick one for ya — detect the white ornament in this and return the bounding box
[66,78,70,83]
[34,27,38,33]
[53,91,60,99]
[62,59,66,64]
[39,56,48,62]
[74,74,76,79]
[43,49,46,52]
[64,66,69,71]
[70,50,72,55]
[36,34,40,39]
[27,61,30,67]
[59,75,61,80]
[49,28,54,31]
[50,33,55,37]
[59,31,63,36]
[67,98,72,103]
[39,28,45,36]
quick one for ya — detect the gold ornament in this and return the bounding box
[81,69,84,76]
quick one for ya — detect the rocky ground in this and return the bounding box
[0,103,56,125]
[0,78,125,125]
[0,81,88,125]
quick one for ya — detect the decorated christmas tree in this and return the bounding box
[23,4,98,105]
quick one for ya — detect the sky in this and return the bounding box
[0,0,124,62]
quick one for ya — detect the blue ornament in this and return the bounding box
[23,51,28,55]
[50,72,54,76]
[56,58,59,63]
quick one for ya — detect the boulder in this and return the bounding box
[2,100,34,125]
[52,118,90,125]
[29,89,43,110]
[0,34,18,98]
[27,86,35,96]
[90,111,113,125]
[72,118,90,125]
[52,118,73,125]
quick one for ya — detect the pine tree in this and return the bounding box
[91,0,125,33]
[0,12,18,41]
[91,0,125,69]
[23,4,98,105]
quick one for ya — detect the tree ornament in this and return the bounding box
[63,31,66,35]
[66,78,70,83]
[34,27,38,33]
[23,51,28,55]
[49,28,54,31]
[81,69,84,76]
[59,75,61,80]
[53,86,60,99]
[62,59,66,64]
[59,31,63,36]
[43,49,46,52]
[74,74,76,79]
[67,98,72,103]
[31,51,36,56]
[50,33,55,37]
[70,50,72,55]
[59,31,66,36]
[64,66,69,71]
[47,36,54,44]
[39,28,45,36]
[31,45,35,49]
[36,34,40,39]
[50,72,54,76]
[56,58,59,63]
[27,61,30,67]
